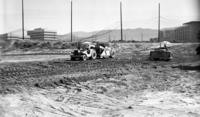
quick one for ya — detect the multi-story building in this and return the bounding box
[160,27,176,42]
[0,33,8,41]
[0,33,24,40]
[160,21,200,42]
[27,28,57,41]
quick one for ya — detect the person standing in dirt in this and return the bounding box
[99,45,105,53]
[164,43,168,51]
[95,43,105,57]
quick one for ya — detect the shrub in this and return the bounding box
[38,42,52,49]
[135,44,142,48]
[53,41,62,49]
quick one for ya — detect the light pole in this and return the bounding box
[22,0,24,40]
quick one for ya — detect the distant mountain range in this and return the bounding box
[0,28,158,42]
[57,28,158,42]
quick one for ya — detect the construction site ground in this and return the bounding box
[0,43,200,117]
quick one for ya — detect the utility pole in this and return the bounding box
[141,32,143,42]
[158,3,160,44]
[109,34,111,42]
[70,0,73,42]
[120,1,123,41]
[94,35,97,41]
[22,0,24,40]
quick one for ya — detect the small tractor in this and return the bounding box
[70,42,114,61]
[150,46,172,61]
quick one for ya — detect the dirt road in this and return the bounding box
[0,43,200,117]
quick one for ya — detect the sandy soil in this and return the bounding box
[0,43,200,117]
[0,55,70,63]
[0,49,71,63]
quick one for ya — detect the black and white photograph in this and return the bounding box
[0,0,200,116]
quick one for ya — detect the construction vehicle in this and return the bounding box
[70,42,97,61]
[150,46,172,61]
[95,42,114,58]
[70,42,114,61]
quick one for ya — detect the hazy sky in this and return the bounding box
[0,0,199,34]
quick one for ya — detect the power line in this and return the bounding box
[80,28,118,42]
[76,21,120,41]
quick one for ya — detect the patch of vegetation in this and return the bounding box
[7,40,79,51]
[111,40,136,43]
[135,44,142,48]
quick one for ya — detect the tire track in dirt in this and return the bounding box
[0,58,146,93]
[1,43,199,94]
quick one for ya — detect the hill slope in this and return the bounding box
[57,28,157,42]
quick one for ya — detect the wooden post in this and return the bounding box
[70,0,73,42]
[22,0,25,39]
[120,1,123,41]
[158,3,160,43]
